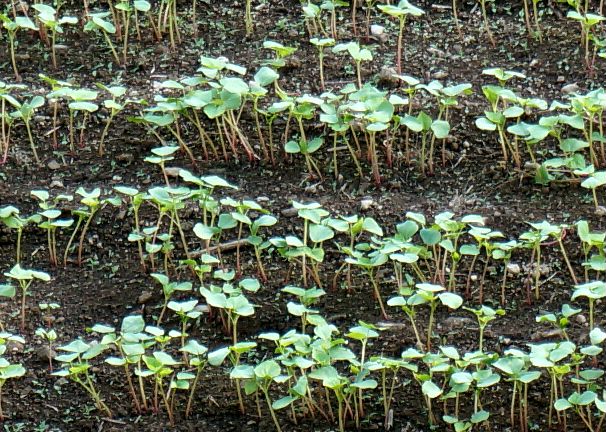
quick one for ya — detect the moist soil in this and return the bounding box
[0,0,605,431]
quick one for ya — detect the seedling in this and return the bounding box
[35,327,57,371]
[39,74,72,150]
[168,299,203,352]
[0,333,26,421]
[64,87,99,153]
[476,84,523,167]
[464,305,505,352]
[346,245,389,319]
[180,340,208,417]
[309,365,351,432]
[377,1,424,74]
[536,303,581,341]
[4,264,50,331]
[347,321,381,423]
[310,37,335,91]
[10,95,45,164]
[282,285,326,333]
[220,197,263,275]
[567,10,605,71]
[519,222,550,301]
[145,146,179,186]
[577,220,606,281]
[31,190,74,266]
[53,338,112,417]
[209,341,258,414]
[402,110,450,175]
[150,273,192,324]
[100,315,152,414]
[146,186,193,271]
[389,283,462,350]
[491,240,519,305]
[84,12,121,65]
[0,205,38,264]
[64,188,119,266]
[96,83,128,155]
[132,0,156,41]
[0,13,37,81]
[333,42,373,88]
[302,2,327,38]
[494,350,541,432]
[464,225,504,302]
[0,82,24,163]
[247,213,278,282]
[528,341,576,427]
[321,0,348,39]
[31,4,77,69]
[200,281,256,344]
[285,137,324,179]
[115,1,133,65]
[581,170,606,209]
[249,360,285,432]
[294,201,331,287]
[114,186,147,270]
[263,41,297,97]
[572,281,606,330]
[138,351,181,425]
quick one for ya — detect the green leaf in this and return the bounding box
[470,410,490,423]
[309,224,333,243]
[422,380,442,398]
[272,395,297,410]
[0,284,15,298]
[438,292,463,309]
[254,67,279,86]
[475,116,496,131]
[284,140,300,154]
[431,120,450,139]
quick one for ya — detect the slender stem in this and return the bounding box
[78,208,99,265]
[558,238,578,284]
[63,216,83,266]
[186,367,202,417]
[9,34,20,81]
[369,270,388,319]
[24,120,39,164]
[262,387,282,432]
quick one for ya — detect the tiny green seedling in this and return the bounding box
[0,13,37,81]
[150,273,193,324]
[84,12,121,65]
[0,332,26,421]
[10,95,45,164]
[53,338,112,418]
[377,1,424,75]
[31,4,77,69]
[4,264,50,331]
[96,83,129,155]
[310,37,335,91]
[333,41,373,88]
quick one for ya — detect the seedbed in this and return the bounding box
[2,1,606,431]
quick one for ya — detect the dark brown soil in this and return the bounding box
[1,0,605,431]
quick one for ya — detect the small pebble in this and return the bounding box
[506,263,521,274]
[138,291,153,304]
[561,83,579,94]
[370,24,385,36]
[47,160,61,170]
[360,198,374,210]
